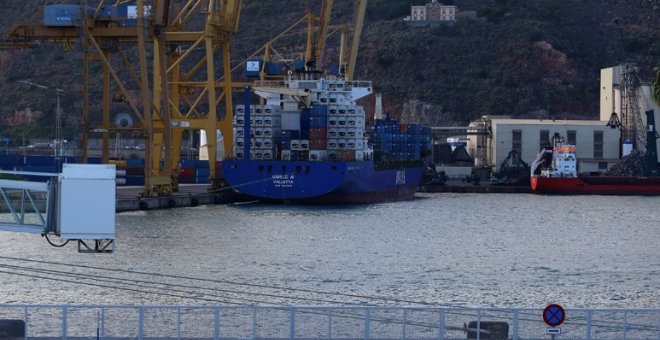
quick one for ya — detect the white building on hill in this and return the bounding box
[404,0,457,25]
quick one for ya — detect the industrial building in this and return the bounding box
[464,64,658,175]
[600,65,660,157]
[467,118,619,174]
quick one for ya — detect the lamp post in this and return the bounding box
[17,80,65,160]
[18,80,64,171]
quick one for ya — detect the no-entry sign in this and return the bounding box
[543,304,566,327]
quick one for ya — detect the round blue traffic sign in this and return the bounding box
[543,304,565,327]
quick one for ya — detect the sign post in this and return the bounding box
[543,304,565,339]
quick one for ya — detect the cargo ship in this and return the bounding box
[530,110,660,195]
[221,78,431,203]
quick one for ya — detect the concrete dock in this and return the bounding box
[418,180,532,194]
[116,184,249,212]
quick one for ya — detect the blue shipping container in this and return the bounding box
[44,5,93,26]
[124,176,145,186]
[181,160,209,168]
[196,168,211,178]
[245,60,263,77]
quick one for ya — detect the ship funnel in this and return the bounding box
[375,93,383,120]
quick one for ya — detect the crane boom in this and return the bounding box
[346,0,367,80]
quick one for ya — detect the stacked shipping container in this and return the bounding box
[372,120,431,162]
[233,104,281,161]
[232,102,431,164]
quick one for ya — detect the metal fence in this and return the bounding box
[0,304,658,340]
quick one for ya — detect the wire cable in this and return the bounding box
[42,234,70,247]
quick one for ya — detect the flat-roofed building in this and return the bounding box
[468,118,620,174]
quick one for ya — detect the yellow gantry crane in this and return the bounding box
[2,0,366,196]
[3,0,242,196]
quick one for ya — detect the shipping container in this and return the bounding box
[44,5,92,27]
[281,112,301,130]
[309,150,328,161]
[245,60,263,77]
[124,176,145,186]
[309,139,327,150]
[180,160,209,168]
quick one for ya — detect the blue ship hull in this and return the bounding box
[222,160,425,203]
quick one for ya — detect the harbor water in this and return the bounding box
[0,193,658,308]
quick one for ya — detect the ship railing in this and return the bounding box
[253,80,287,88]
[0,304,657,339]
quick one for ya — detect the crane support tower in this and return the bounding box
[1,0,368,196]
[2,0,244,196]
[620,63,647,153]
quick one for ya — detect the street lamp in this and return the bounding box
[17,80,65,158]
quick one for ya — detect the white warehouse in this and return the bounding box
[468,118,620,174]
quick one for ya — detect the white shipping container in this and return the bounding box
[281,111,301,130]
[356,150,365,161]
[235,127,244,138]
[262,150,273,160]
[337,128,347,138]
[327,139,338,150]
[327,128,339,138]
[328,118,338,127]
[281,150,291,161]
[262,116,281,127]
[337,117,347,127]
[309,150,328,161]
[261,127,281,138]
[290,139,301,150]
[328,106,338,116]
[328,151,338,160]
[299,140,309,150]
[262,139,274,149]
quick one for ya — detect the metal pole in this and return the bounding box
[289,307,295,340]
[252,308,257,340]
[364,308,370,340]
[476,309,481,340]
[177,307,181,340]
[438,309,445,340]
[586,310,592,340]
[61,305,67,340]
[512,309,519,340]
[327,309,332,339]
[138,307,144,340]
[214,307,220,340]
[24,305,28,340]
[402,308,407,340]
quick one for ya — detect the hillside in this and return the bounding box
[0,0,658,143]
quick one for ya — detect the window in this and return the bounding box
[540,130,549,150]
[512,130,522,153]
[567,130,576,145]
[598,162,608,170]
[594,131,603,159]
